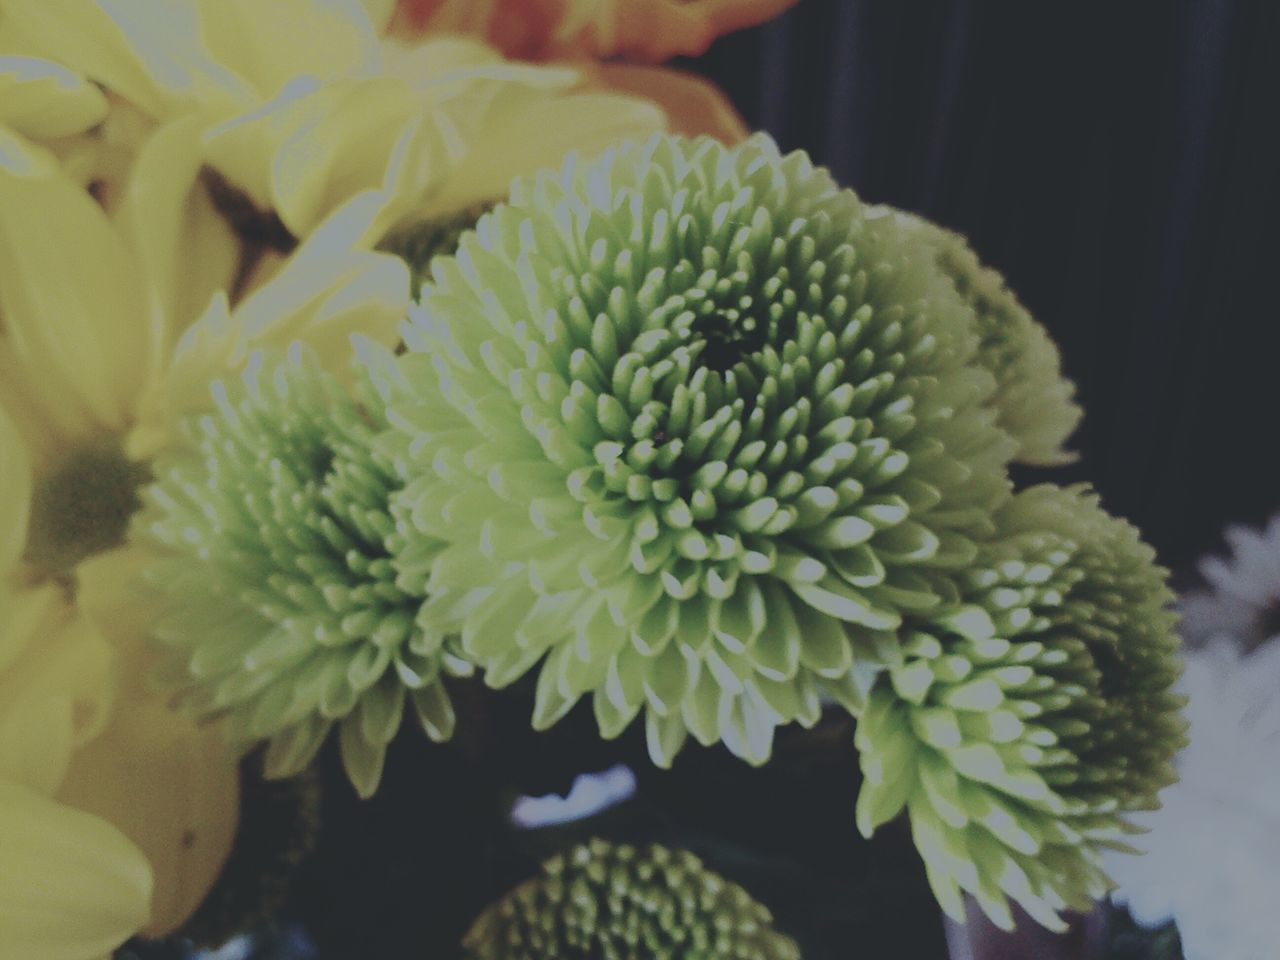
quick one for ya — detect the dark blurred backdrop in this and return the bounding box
[692,0,1280,577]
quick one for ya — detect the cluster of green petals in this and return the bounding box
[378,133,1016,767]
[137,347,463,797]
[887,210,1083,466]
[855,484,1186,931]
[461,839,800,960]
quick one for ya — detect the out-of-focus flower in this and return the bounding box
[394,0,799,63]
[1,0,666,241]
[885,210,1082,466]
[392,0,799,145]
[1104,637,1280,960]
[0,127,408,952]
[374,134,1015,766]
[462,839,801,960]
[1178,514,1280,649]
[856,485,1185,932]
[0,404,153,958]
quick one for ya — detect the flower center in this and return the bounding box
[24,439,149,577]
[690,304,768,371]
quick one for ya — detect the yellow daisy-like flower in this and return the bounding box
[0,64,413,954]
[1,0,666,243]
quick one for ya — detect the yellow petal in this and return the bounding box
[0,403,31,571]
[196,0,379,100]
[56,687,240,939]
[127,192,408,459]
[586,63,748,143]
[267,77,427,237]
[0,166,149,455]
[0,123,58,178]
[420,89,665,216]
[114,116,240,376]
[0,55,108,140]
[0,591,115,794]
[0,782,152,959]
[233,191,410,362]
[69,547,238,938]
[1,0,247,119]
[125,292,237,462]
[361,0,398,32]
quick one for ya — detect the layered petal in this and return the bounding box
[0,782,152,960]
[127,190,409,460]
[0,163,150,464]
[0,0,248,120]
[0,591,114,794]
[0,54,108,140]
[56,683,240,938]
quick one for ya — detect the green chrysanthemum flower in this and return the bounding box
[137,347,463,797]
[379,133,1017,766]
[854,484,1186,932]
[461,839,800,960]
[884,210,1082,466]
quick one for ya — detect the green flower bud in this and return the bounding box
[378,133,1016,768]
[855,485,1186,932]
[137,347,465,797]
[462,839,800,960]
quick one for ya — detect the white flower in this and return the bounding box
[1105,638,1280,960]
[1179,515,1280,648]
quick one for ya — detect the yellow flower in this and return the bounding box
[393,0,799,62]
[390,0,801,143]
[1,0,666,241]
[0,90,412,952]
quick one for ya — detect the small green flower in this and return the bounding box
[855,484,1186,932]
[461,839,800,960]
[380,134,1016,767]
[885,210,1082,466]
[137,347,463,797]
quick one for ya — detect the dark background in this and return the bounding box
[693,0,1280,579]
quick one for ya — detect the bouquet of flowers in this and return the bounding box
[0,2,1189,958]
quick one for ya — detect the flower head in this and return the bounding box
[138,347,463,798]
[394,0,799,63]
[1104,637,1280,960]
[883,210,1082,466]
[379,133,1016,766]
[1178,513,1280,649]
[855,484,1186,931]
[462,839,800,960]
[2,0,667,241]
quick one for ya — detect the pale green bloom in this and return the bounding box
[855,484,1186,932]
[462,839,800,960]
[379,133,1016,767]
[137,347,463,798]
[883,210,1082,466]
